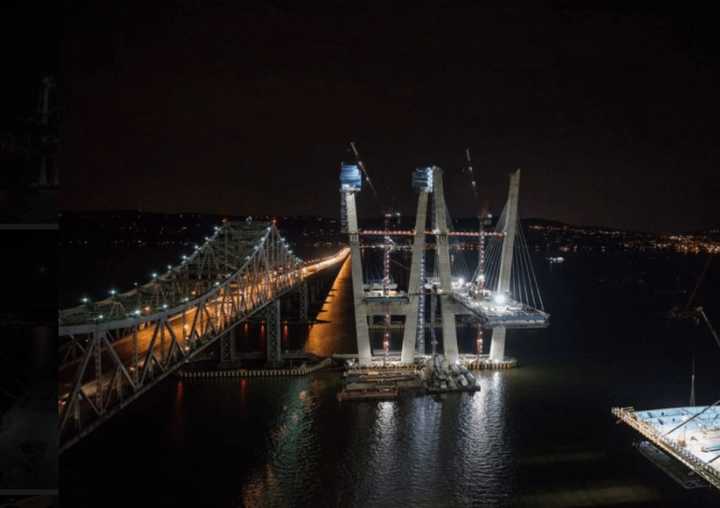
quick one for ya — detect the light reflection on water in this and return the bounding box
[241,375,351,507]
[304,256,355,357]
[229,372,517,507]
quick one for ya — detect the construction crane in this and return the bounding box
[669,256,719,350]
[349,141,380,203]
[668,256,719,405]
[463,148,494,359]
[677,306,720,350]
[462,149,492,285]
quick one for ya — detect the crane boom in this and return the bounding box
[465,147,478,198]
[349,141,379,201]
[697,307,720,350]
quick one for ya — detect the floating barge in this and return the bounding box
[612,406,720,491]
[337,355,484,400]
[338,368,422,401]
[337,386,399,401]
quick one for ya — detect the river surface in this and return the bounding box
[60,250,720,507]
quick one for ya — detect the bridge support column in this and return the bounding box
[344,191,372,366]
[488,327,506,361]
[219,328,237,367]
[490,169,521,363]
[401,190,429,363]
[433,167,459,363]
[265,300,282,366]
[299,281,309,322]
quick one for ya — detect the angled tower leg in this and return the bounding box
[429,292,439,355]
[433,167,459,363]
[401,191,429,363]
[490,169,521,362]
[345,192,372,365]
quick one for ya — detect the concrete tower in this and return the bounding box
[400,168,433,363]
[432,167,460,363]
[340,164,372,365]
[489,169,521,361]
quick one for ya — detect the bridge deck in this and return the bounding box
[452,291,549,328]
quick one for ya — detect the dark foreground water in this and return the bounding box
[60,250,720,507]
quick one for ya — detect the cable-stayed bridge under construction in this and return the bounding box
[339,161,550,368]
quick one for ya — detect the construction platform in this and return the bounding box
[333,353,518,370]
[458,354,518,370]
[612,406,720,491]
[337,368,423,401]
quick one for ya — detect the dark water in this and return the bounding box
[60,251,720,507]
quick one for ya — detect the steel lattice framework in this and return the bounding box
[58,220,348,452]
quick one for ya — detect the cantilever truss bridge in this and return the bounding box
[58,220,348,452]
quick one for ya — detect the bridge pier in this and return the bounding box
[488,327,506,361]
[219,328,238,367]
[299,281,309,322]
[265,299,282,366]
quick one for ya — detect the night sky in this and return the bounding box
[58,3,719,232]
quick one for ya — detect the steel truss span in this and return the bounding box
[58,220,349,452]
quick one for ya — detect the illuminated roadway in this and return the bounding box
[58,248,350,403]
